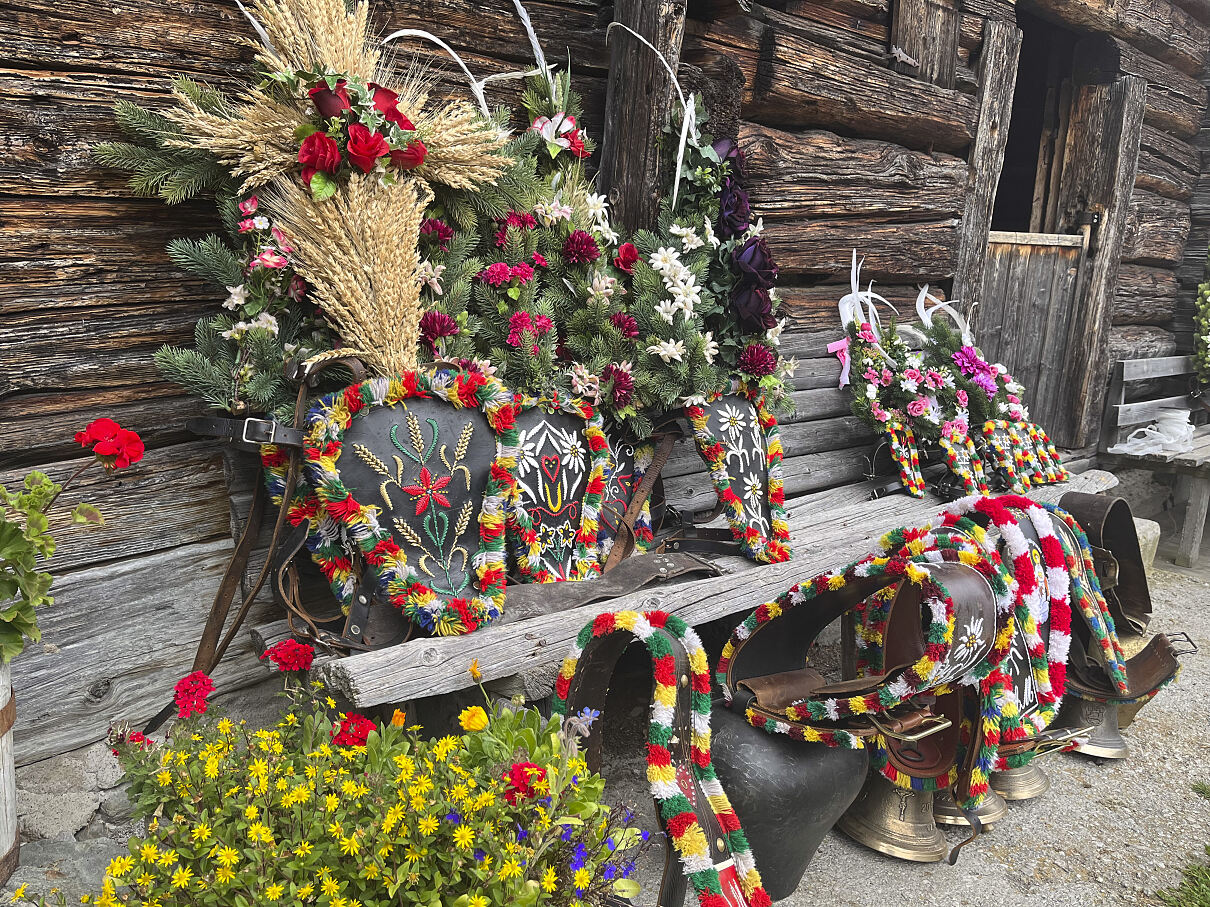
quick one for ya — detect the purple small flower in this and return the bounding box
[951,345,987,378]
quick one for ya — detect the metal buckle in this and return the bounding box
[1166,631,1198,657]
[868,711,952,743]
[241,418,278,445]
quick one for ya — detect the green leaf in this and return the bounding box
[506,287,521,301]
[70,503,105,526]
[294,123,319,142]
[309,171,338,202]
[613,879,642,898]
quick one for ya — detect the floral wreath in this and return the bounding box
[716,555,958,730]
[298,367,520,636]
[553,610,772,907]
[938,426,990,497]
[684,381,791,564]
[507,393,610,583]
[980,419,1033,492]
[1022,422,1068,484]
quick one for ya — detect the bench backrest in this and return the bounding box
[1099,356,1195,451]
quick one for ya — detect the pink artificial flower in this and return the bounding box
[507,311,533,347]
[238,218,256,233]
[862,368,880,383]
[1007,394,1021,405]
[857,323,876,343]
[510,262,535,285]
[925,370,943,389]
[254,249,289,269]
[479,262,512,287]
[871,401,890,423]
[288,275,307,302]
[907,397,928,417]
[239,196,258,216]
[532,253,548,268]
[956,389,968,407]
[904,368,923,383]
[533,315,553,336]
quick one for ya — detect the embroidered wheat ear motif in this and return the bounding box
[352,443,397,510]
[455,422,473,462]
[408,413,425,460]
[393,517,426,551]
[454,500,474,538]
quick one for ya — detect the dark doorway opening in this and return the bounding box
[990,11,1079,233]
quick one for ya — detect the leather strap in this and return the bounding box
[0,690,15,738]
[603,432,679,573]
[661,527,742,556]
[186,416,306,452]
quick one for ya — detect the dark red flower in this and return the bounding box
[419,310,459,353]
[298,131,341,186]
[503,761,547,804]
[389,138,427,171]
[738,342,777,377]
[173,671,215,719]
[602,363,635,407]
[613,242,639,274]
[731,235,778,289]
[718,176,751,239]
[345,123,389,173]
[731,283,777,332]
[332,713,376,747]
[367,83,415,130]
[562,229,600,265]
[260,639,315,672]
[309,80,350,119]
[74,418,120,448]
[608,312,639,339]
[421,218,454,252]
[566,130,589,159]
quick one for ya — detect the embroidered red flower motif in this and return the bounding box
[332,713,376,747]
[402,467,451,515]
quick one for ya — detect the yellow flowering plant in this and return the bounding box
[15,665,647,907]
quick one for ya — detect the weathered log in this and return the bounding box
[1112,264,1182,324]
[598,0,688,234]
[783,0,890,46]
[953,18,1022,309]
[678,48,746,142]
[1037,0,1209,77]
[688,13,977,154]
[1121,189,1192,266]
[1116,43,1208,140]
[739,123,967,222]
[890,0,961,88]
[764,217,961,282]
[1134,125,1200,201]
[1106,325,1180,362]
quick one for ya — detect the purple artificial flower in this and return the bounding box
[731,234,778,289]
[731,282,777,332]
[951,345,987,378]
[971,371,998,399]
[711,136,747,179]
[717,177,751,239]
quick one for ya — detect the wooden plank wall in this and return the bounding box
[4,0,1207,763]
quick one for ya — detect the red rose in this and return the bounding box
[74,417,119,448]
[298,131,341,186]
[332,713,376,747]
[345,124,390,173]
[368,83,415,130]
[390,139,427,170]
[309,80,351,119]
[613,242,639,274]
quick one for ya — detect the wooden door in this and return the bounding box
[977,231,1086,444]
[974,75,1145,448]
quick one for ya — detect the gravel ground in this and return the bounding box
[784,563,1210,907]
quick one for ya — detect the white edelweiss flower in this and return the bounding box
[647,339,685,363]
[703,215,720,249]
[718,403,749,439]
[223,285,248,311]
[595,222,620,245]
[648,247,682,277]
[702,331,719,364]
[585,192,609,223]
[906,352,924,369]
[654,299,679,324]
[743,475,765,507]
[682,394,708,407]
[670,223,703,252]
[779,356,799,378]
[766,318,786,346]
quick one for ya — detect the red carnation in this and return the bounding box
[601,363,634,407]
[510,262,535,285]
[298,131,341,187]
[260,639,315,672]
[421,218,455,252]
[608,312,639,339]
[309,80,350,119]
[479,262,512,287]
[345,123,389,173]
[738,342,777,377]
[503,761,547,804]
[390,138,427,171]
[173,671,215,719]
[613,242,639,274]
[532,252,548,268]
[562,229,600,265]
[332,713,376,747]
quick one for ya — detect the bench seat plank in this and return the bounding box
[310,469,1119,707]
[1120,355,1193,381]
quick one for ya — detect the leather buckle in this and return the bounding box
[868,711,952,743]
[242,418,279,445]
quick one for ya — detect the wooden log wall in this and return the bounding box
[4,0,1208,763]
[1172,69,1210,353]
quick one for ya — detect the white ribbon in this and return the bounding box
[510,0,557,100]
[605,22,696,213]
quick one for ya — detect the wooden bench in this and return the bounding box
[251,466,1118,708]
[1099,355,1210,567]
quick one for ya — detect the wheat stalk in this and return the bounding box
[413,101,511,191]
[266,174,432,377]
[393,517,426,551]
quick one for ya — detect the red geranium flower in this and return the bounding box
[298,131,341,186]
[76,418,144,469]
[345,123,390,173]
[503,761,547,804]
[173,671,215,719]
[332,713,376,747]
[260,639,315,672]
[74,417,119,447]
[402,467,451,516]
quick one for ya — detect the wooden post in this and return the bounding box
[953,18,1022,314]
[598,0,689,235]
[889,0,962,89]
[0,662,17,885]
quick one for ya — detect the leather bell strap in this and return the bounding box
[603,431,680,573]
[187,416,306,452]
